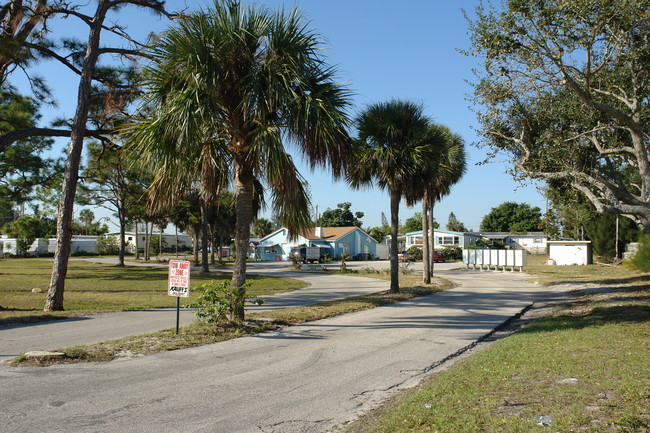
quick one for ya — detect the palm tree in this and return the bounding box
[420,125,466,283]
[78,209,95,235]
[349,100,442,293]
[123,1,351,320]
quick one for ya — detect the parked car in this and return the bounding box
[433,250,445,262]
[397,250,415,262]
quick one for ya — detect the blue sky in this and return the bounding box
[11,0,546,231]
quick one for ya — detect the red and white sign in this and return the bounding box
[168,260,191,297]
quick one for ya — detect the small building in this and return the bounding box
[257,226,382,261]
[405,229,482,250]
[548,240,593,265]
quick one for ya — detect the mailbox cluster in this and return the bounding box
[462,249,527,272]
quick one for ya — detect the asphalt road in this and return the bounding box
[0,262,393,361]
[0,265,562,433]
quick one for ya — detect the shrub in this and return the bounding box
[442,245,463,261]
[340,253,351,270]
[97,236,119,255]
[189,280,264,324]
[407,246,423,260]
[288,252,302,269]
[629,235,650,272]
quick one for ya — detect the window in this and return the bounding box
[438,236,459,245]
[127,236,132,241]
[264,245,278,254]
[534,238,542,243]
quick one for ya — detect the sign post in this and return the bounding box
[168,260,191,334]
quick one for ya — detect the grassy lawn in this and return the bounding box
[0,258,306,324]
[345,260,650,433]
[525,254,646,286]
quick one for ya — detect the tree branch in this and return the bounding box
[0,127,113,153]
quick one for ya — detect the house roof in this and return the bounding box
[405,229,475,236]
[297,226,357,241]
[472,231,546,239]
[259,226,376,243]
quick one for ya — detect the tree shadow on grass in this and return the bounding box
[518,283,650,335]
[0,314,89,328]
[545,273,650,287]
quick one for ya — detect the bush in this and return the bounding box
[629,235,650,272]
[189,279,263,324]
[149,235,167,256]
[407,246,423,261]
[340,252,351,270]
[97,236,119,255]
[442,245,463,261]
[288,252,302,269]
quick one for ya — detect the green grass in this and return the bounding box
[0,258,306,324]
[345,260,650,433]
[524,254,647,286]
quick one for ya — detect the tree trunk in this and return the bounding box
[158,225,163,257]
[389,188,401,293]
[116,206,125,266]
[192,229,199,265]
[135,221,140,260]
[218,234,224,265]
[117,219,126,267]
[148,222,154,259]
[143,221,148,261]
[428,201,436,274]
[175,225,179,258]
[200,201,210,273]
[231,162,254,320]
[421,196,431,284]
[44,2,108,311]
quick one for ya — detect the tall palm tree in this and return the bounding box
[421,125,466,283]
[124,1,351,320]
[349,100,442,293]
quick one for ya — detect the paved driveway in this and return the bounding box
[0,264,564,433]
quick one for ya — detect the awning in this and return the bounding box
[311,244,331,249]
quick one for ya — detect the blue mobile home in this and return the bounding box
[257,226,381,261]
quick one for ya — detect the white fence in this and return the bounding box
[462,249,527,271]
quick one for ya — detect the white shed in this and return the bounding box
[547,241,593,265]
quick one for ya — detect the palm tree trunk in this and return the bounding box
[422,196,431,284]
[232,162,254,320]
[200,201,210,273]
[428,201,436,274]
[389,188,400,293]
[192,229,199,265]
[45,3,107,311]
